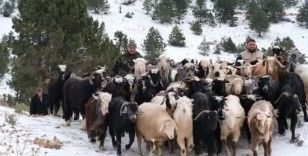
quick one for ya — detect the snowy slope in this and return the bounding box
[91,0,308,62]
[1,105,308,156]
[1,0,308,95]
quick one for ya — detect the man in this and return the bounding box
[236,39,264,65]
[112,39,143,76]
[30,88,50,116]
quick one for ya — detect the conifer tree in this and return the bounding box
[297,2,308,28]
[143,0,153,14]
[190,21,203,35]
[0,35,10,78]
[168,25,186,47]
[214,0,238,25]
[263,0,284,23]
[222,37,237,53]
[192,0,208,23]
[2,1,13,17]
[142,27,166,63]
[87,0,110,14]
[153,0,175,23]
[114,31,128,53]
[248,0,269,37]
[10,0,118,101]
[198,37,210,56]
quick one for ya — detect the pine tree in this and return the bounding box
[214,0,238,25]
[272,36,294,49]
[87,0,110,14]
[10,0,118,101]
[142,27,166,63]
[190,21,203,35]
[174,0,191,19]
[297,2,308,28]
[168,25,186,47]
[0,35,10,79]
[143,0,153,14]
[190,21,202,35]
[263,0,284,23]
[114,31,128,53]
[2,1,13,17]
[248,1,269,37]
[282,0,298,8]
[222,37,237,53]
[279,37,295,50]
[192,0,208,23]
[198,37,210,56]
[153,0,175,23]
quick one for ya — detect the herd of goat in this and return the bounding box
[47,48,308,156]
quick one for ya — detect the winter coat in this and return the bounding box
[112,52,143,76]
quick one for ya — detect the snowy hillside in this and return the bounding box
[1,0,308,96]
[91,0,308,62]
[1,104,308,156]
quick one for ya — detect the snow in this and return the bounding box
[1,0,308,95]
[1,104,308,156]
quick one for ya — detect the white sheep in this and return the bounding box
[133,58,148,79]
[225,75,245,95]
[248,100,276,156]
[136,103,177,156]
[173,96,194,156]
[220,95,245,156]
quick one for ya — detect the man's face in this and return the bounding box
[246,41,257,53]
[127,45,137,55]
[37,91,42,97]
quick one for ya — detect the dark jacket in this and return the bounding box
[112,52,143,76]
[30,94,49,115]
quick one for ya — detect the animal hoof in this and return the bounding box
[297,140,304,146]
[125,144,131,150]
[99,145,106,151]
[304,117,308,122]
[290,138,297,143]
[298,122,304,128]
[90,138,96,143]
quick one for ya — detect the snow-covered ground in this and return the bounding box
[1,104,308,156]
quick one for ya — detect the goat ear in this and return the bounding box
[89,74,94,85]
[101,79,108,88]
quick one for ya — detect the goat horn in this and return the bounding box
[274,92,289,104]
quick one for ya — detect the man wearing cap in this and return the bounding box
[112,39,143,76]
[30,88,50,116]
[236,39,264,65]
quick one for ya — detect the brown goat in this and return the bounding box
[248,100,276,156]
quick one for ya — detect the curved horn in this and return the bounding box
[120,102,129,116]
[274,92,289,105]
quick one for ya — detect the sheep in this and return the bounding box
[240,94,263,143]
[225,75,245,95]
[248,100,276,156]
[134,58,148,79]
[173,96,194,156]
[136,103,177,156]
[220,95,245,156]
